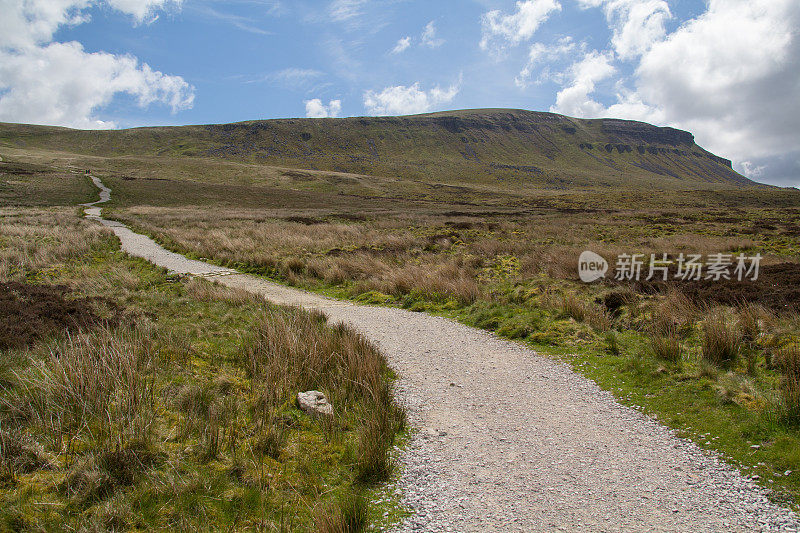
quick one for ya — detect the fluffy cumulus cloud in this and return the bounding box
[1,0,88,50]
[546,0,800,186]
[551,50,615,118]
[363,81,460,116]
[578,0,670,60]
[0,0,193,129]
[304,98,342,118]
[480,0,562,52]
[0,41,193,128]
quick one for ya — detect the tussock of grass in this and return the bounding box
[604,332,620,355]
[739,303,771,345]
[315,492,368,533]
[2,327,156,450]
[649,290,698,337]
[242,307,404,482]
[555,293,613,332]
[651,335,682,363]
[702,310,743,369]
[777,344,800,422]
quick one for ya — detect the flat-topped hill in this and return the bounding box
[0,109,756,189]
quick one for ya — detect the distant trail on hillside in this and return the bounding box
[83,177,799,532]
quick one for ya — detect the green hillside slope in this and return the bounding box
[0,109,756,189]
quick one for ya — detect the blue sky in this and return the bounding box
[1,0,798,187]
[45,0,681,125]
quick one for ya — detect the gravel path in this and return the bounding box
[85,178,800,532]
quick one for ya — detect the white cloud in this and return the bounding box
[1,0,91,50]
[740,161,766,179]
[265,67,323,89]
[328,0,367,22]
[515,37,577,88]
[736,154,800,187]
[305,98,341,118]
[550,50,615,118]
[552,0,800,185]
[106,0,182,23]
[480,0,562,52]
[631,0,800,165]
[391,22,445,55]
[578,0,671,60]
[0,0,194,128]
[0,42,193,128]
[391,36,411,54]
[363,80,460,116]
[421,21,444,49]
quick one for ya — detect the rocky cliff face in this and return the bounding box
[599,119,695,147]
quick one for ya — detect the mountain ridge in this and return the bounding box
[0,108,757,190]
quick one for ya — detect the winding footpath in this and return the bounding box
[83,177,800,532]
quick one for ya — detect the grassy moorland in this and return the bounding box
[0,178,405,530]
[2,110,800,508]
[92,167,800,505]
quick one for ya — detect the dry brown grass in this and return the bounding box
[701,310,743,369]
[738,303,771,345]
[184,277,262,306]
[0,208,110,280]
[2,327,156,452]
[776,344,800,422]
[651,335,683,363]
[111,203,788,319]
[649,290,699,337]
[556,293,613,332]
